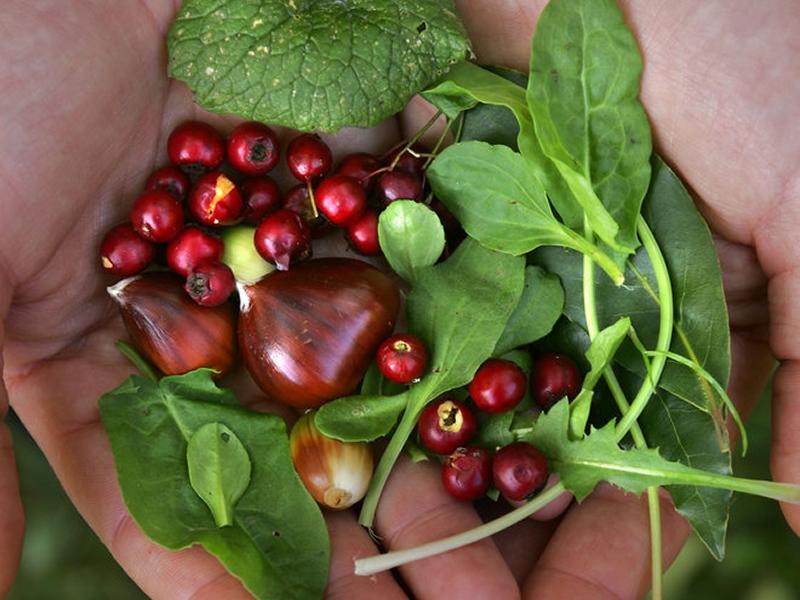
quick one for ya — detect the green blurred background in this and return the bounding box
[6,391,799,600]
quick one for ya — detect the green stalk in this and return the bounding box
[115,340,159,382]
[582,222,662,600]
[565,228,625,285]
[355,483,567,575]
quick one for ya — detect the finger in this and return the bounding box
[523,484,690,599]
[375,457,519,600]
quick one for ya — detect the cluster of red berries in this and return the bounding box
[374,333,583,504]
[100,119,448,307]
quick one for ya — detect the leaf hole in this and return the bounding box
[221,432,230,443]
[416,22,427,34]
[550,69,560,83]
[272,530,281,537]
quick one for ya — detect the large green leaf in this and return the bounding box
[100,371,329,600]
[168,0,469,132]
[527,0,652,253]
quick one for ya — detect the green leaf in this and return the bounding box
[360,362,404,397]
[475,411,516,451]
[168,0,469,132]
[100,372,329,600]
[424,61,581,227]
[187,423,252,528]
[459,67,526,148]
[494,266,564,355]
[527,0,652,253]
[378,201,445,284]
[315,392,407,442]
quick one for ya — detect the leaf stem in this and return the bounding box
[648,489,664,600]
[355,483,567,575]
[115,340,159,382]
[566,227,624,285]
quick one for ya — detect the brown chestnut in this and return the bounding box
[108,272,236,377]
[238,258,401,408]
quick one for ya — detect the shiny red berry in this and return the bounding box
[441,446,492,501]
[130,190,184,243]
[283,184,332,238]
[189,171,243,226]
[346,209,380,256]
[227,121,280,175]
[376,333,428,384]
[492,442,549,502]
[334,152,380,187]
[184,260,236,307]
[418,398,477,455]
[144,166,191,202]
[375,171,423,205]
[240,177,282,224]
[315,175,366,227]
[99,223,155,276]
[167,121,224,171]
[166,226,224,278]
[531,353,582,410]
[254,208,311,271]
[287,134,332,182]
[468,358,527,414]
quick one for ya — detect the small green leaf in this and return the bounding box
[527,0,652,253]
[494,266,564,355]
[475,411,516,450]
[315,392,408,442]
[378,201,445,284]
[187,423,252,528]
[360,362,404,397]
[168,0,470,132]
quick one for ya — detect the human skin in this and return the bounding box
[0,1,798,598]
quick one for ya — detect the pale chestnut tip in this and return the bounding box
[107,275,142,304]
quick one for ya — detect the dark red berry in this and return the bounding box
[167,121,224,172]
[130,190,184,243]
[315,175,366,227]
[385,146,426,177]
[418,398,477,455]
[531,353,582,410]
[468,358,527,414]
[144,166,191,202]
[166,226,224,278]
[441,446,492,501]
[376,333,428,384]
[100,223,155,276]
[189,171,243,226]
[287,134,332,182]
[346,209,380,256]
[375,171,423,206]
[227,121,280,175]
[429,198,465,245]
[334,152,380,187]
[283,184,332,238]
[184,260,236,307]
[492,442,549,502]
[254,208,312,270]
[240,177,282,224]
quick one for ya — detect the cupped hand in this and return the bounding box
[1,1,797,599]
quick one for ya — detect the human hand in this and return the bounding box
[1,1,797,599]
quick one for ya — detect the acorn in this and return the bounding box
[237,258,401,408]
[290,413,373,510]
[108,272,236,377]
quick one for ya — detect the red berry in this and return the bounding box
[144,166,191,202]
[184,260,236,307]
[334,152,380,187]
[346,209,380,256]
[385,146,426,177]
[531,353,582,410]
[240,177,282,224]
[167,121,224,171]
[166,226,224,278]
[227,121,280,175]
[492,442,549,502]
[315,175,366,227]
[441,446,492,501]
[418,398,477,455]
[287,134,332,182]
[99,223,155,276]
[254,208,312,271]
[468,358,527,414]
[283,184,315,221]
[189,171,243,226]
[375,171,423,206]
[376,333,428,384]
[130,190,184,243]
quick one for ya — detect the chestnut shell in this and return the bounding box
[110,272,236,377]
[238,258,401,408]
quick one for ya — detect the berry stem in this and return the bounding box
[387,110,443,172]
[306,180,319,219]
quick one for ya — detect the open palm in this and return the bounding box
[1,1,797,598]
